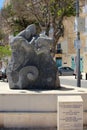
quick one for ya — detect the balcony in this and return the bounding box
[56,49,62,54]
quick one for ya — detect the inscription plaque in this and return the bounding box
[57,96,83,130]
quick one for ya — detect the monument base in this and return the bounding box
[58,96,83,130]
[0,83,87,129]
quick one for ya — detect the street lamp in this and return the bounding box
[76,0,81,87]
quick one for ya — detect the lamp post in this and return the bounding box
[76,0,81,87]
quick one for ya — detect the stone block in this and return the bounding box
[57,96,83,130]
[3,113,56,128]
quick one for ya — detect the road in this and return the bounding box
[0,76,87,88]
[59,76,87,88]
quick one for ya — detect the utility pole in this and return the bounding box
[76,0,81,87]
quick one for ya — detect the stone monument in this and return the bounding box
[7,24,60,89]
[57,96,83,130]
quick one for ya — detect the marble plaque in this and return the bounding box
[57,96,83,130]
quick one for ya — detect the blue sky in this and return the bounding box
[0,0,5,9]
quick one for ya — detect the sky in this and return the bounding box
[0,0,5,9]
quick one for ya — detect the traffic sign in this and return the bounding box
[74,17,85,32]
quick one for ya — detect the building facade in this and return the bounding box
[55,5,87,73]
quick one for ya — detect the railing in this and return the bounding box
[56,49,62,54]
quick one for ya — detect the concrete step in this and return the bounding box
[0,127,87,130]
[0,128,56,130]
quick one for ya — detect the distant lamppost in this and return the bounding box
[76,0,81,87]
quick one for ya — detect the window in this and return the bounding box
[56,43,62,53]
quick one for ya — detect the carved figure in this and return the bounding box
[7,24,60,89]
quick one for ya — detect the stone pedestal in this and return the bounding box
[0,83,87,129]
[57,96,83,130]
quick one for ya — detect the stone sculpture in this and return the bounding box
[7,24,60,89]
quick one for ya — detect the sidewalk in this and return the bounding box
[59,75,87,80]
[59,75,75,80]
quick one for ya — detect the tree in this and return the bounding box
[1,0,38,36]
[28,0,76,54]
[1,0,76,55]
[0,45,11,67]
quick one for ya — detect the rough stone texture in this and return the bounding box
[7,24,60,89]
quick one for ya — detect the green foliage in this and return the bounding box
[2,2,38,36]
[2,4,15,18]
[0,45,11,59]
[64,4,76,17]
[2,0,75,35]
[50,0,75,17]
[13,18,37,36]
[1,0,76,53]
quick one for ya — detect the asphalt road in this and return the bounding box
[59,76,87,88]
[0,76,87,88]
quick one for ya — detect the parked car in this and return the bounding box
[0,68,8,81]
[58,66,74,76]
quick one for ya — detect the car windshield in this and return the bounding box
[67,67,74,71]
[58,67,74,71]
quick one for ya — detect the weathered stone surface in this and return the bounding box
[18,24,36,41]
[7,24,60,89]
